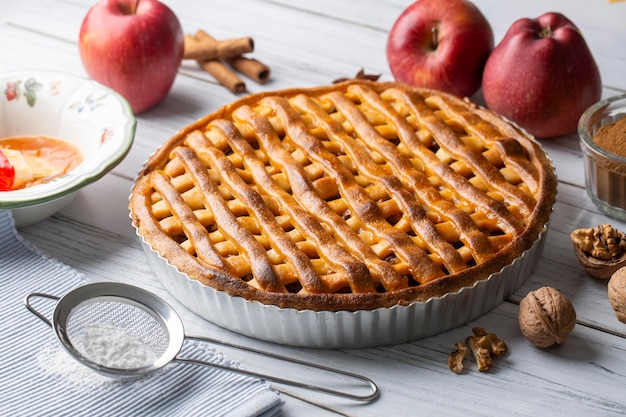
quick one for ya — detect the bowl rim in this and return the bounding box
[0,70,136,209]
[578,92,626,164]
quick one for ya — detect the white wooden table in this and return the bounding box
[3,0,626,415]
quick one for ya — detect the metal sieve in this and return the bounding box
[25,282,379,402]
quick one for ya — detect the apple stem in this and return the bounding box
[541,24,554,38]
[431,26,439,50]
[131,0,139,14]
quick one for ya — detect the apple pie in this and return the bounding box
[130,80,556,312]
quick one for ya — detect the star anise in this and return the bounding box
[333,68,381,84]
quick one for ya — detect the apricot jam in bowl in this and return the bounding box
[0,71,135,227]
[578,93,626,221]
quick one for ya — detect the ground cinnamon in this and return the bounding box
[594,116,626,157]
[586,115,626,215]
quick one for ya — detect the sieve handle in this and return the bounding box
[24,292,60,327]
[177,335,380,402]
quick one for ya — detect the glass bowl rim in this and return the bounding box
[578,92,626,164]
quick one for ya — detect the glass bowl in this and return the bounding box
[578,93,626,221]
[0,70,136,227]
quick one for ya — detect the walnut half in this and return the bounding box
[570,224,626,279]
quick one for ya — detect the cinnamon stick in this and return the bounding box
[189,29,271,92]
[193,30,246,94]
[227,56,271,84]
[184,33,254,61]
[197,59,246,94]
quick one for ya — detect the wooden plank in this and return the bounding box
[5,0,626,416]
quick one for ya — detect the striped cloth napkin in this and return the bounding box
[0,210,282,417]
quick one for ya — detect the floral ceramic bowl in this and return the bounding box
[0,71,135,227]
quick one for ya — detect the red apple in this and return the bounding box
[78,0,184,114]
[386,0,494,98]
[0,150,15,191]
[482,12,602,138]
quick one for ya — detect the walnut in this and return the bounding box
[448,327,507,373]
[608,267,626,324]
[465,335,492,371]
[448,341,467,374]
[472,327,508,357]
[518,286,576,348]
[571,224,626,279]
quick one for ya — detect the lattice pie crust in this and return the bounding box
[130,81,556,312]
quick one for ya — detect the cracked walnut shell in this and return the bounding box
[608,267,626,324]
[571,224,626,279]
[518,286,576,348]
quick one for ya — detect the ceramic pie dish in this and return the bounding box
[0,70,135,227]
[130,80,556,348]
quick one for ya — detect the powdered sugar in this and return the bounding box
[37,322,159,393]
[37,323,161,394]
[37,343,116,393]
[75,323,158,369]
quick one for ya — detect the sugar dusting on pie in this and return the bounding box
[130,80,556,312]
